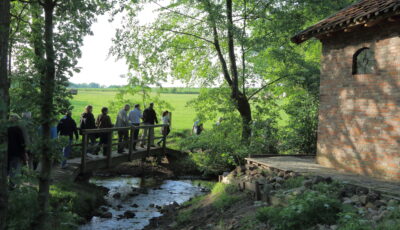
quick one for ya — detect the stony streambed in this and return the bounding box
[79,176,207,230]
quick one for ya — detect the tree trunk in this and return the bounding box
[235,92,252,141]
[206,0,253,143]
[34,1,56,229]
[226,0,252,143]
[0,1,10,229]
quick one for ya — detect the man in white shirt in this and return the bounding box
[116,104,130,153]
[129,104,142,150]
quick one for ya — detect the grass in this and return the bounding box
[69,89,206,131]
[211,183,243,212]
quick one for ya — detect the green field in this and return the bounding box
[70,89,202,131]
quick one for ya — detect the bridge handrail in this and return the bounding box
[79,124,168,174]
[80,124,168,134]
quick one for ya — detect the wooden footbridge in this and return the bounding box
[52,124,169,182]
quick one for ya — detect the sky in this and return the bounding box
[70,5,175,87]
[70,14,129,86]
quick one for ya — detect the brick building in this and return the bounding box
[292,0,400,181]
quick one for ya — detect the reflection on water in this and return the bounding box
[79,177,205,230]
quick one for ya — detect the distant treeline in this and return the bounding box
[68,82,123,88]
[68,82,200,94]
[153,88,200,94]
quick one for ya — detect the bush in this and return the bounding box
[7,173,39,230]
[180,119,242,175]
[281,176,305,189]
[180,116,280,175]
[279,91,318,155]
[257,190,342,230]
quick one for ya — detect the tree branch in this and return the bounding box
[150,0,207,24]
[248,75,290,100]
[241,0,247,97]
[211,22,233,86]
[226,0,239,97]
[153,27,214,44]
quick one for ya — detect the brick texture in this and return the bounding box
[316,21,400,181]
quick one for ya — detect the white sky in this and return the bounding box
[70,5,182,87]
[70,14,130,86]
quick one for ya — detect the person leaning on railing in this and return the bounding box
[80,105,97,153]
[129,104,142,151]
[96,107,113,156]
[157,111,170,146]
[116,104,130,153]
[140,102,158,148]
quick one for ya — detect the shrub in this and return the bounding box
[180,116,280,175]
[257,190,342,230]
[281,176,304,189]
[7,176,39,230]
[279,91,318,155]
[376,207,400,230]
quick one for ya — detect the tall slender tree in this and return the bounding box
[0,1,11,229]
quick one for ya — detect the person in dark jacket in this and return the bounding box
[57,111,79,169]
[96,107,113,156]
[80,105,97,153]
[140,103,158,147]
[8,114,26,178]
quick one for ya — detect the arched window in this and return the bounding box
[353,48,375,75]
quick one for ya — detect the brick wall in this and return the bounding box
[317,21,400,181]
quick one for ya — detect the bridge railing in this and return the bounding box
[78,124,169,173]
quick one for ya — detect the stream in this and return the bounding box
[79,176,207,230]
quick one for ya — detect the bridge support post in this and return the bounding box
[128,126,134,161]
[81,134,88,174]
[159,126,167,164]
[107,131,112,168]
[146,127,151,157]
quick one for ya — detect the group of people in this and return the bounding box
[7,102,170,176]
[58,102,170,168]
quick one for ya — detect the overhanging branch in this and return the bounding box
[248,75,290,100]
[153,27,214,44]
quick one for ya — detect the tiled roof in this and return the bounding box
[291,0,400,44]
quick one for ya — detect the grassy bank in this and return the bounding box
[7,174,106,230]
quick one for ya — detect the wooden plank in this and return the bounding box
[128,126,134,161]
[106,132,113,168]
[81,134,88,174]
[146,127,151,156]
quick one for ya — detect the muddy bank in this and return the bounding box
[94,153,207,180]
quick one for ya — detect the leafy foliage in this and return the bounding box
[257,190,342,230]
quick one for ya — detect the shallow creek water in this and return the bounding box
[79,176,206,230]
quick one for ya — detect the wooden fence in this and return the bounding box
[77,124,168,173]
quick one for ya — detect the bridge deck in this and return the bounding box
[52,146,163,182]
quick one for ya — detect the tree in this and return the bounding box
[113,0,356,145]
[0,1,11,229]
[112,0,264,142]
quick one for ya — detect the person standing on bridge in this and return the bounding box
[140,102,158,148]
[96,107,113,156]
[129,104,142,151]
[116,104,131,153]
[80,105,97,153]
[157,111,170,146]
[57,111,79,169]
